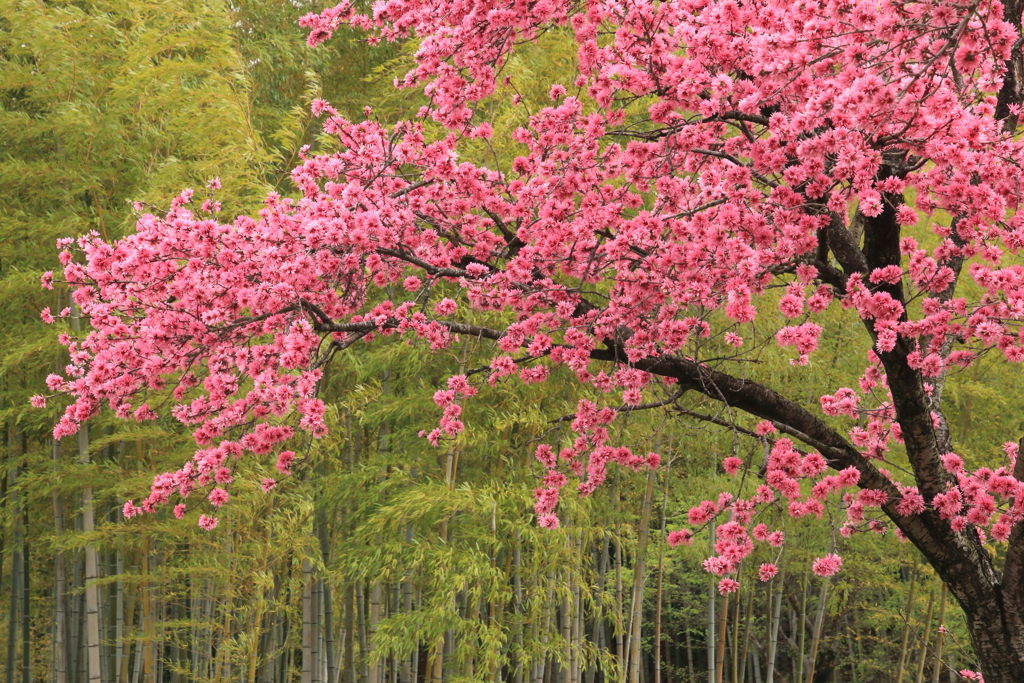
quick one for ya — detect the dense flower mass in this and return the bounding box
[35,0,1024,628]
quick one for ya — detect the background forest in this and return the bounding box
[0,1,1018,683]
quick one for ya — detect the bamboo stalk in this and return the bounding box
[431,631,444,683]
[562,581,572,683]
[53,429,68,683]
[142,537,155,683]
[843,613,858,683]
[304,558,314,683]
[115,552,125,683]
[344,586,355,683]
[706,521,716,683]
[796,575,808,683]
[714,593,728,683]
[931,585,947,683]
[369,582,382,683]
[21,498,31,683]
[71,550,82,683]
[537,575,555,683]
[513,533,524,683]
[69,305,103,683]
[654,464,670,683]
[0,467,6,683]
[731,593,741,683]
[320,517,337,683]
[572,575,582,683]
[587,536,610,683]
[628,471,657,683]
[914,588,936,683]
[357,581,368,683]
[131,598,143,683]
[685,627,694,683]
[7,453,21,683]
[192,578,203,683]
[804,580,829,683]
[895,570,918,683]
[765,575,783,683]
[281,575,293,683]
[401,525,413,683]
[614,474,625,679]
[315,576,324,683]
[739,587,754,683]
[325,579,337,683]
[169,602,181,683]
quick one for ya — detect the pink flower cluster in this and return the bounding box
[35,0,1024,564]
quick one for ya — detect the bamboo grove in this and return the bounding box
[2,1,1022,682]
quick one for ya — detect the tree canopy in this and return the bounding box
[21,0,1024,681]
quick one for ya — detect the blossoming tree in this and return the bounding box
[37,0,1024,677]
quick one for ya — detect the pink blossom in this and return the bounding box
[123,501,141,519]
[537,513,559,529]
[276,450,296,475]
[940,453,965,474]
[433,298,457,316]
[667,530,692,547]
[811,554,843,577]
[535,444,556,468]
[198,514,219,531]
[261,478,277,493]
[722,457,743,475]
[759,563,779,581]
[34,0,1024,632]
[688,500,718,526]
[208,488,229,507]
[717,578,739,595]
